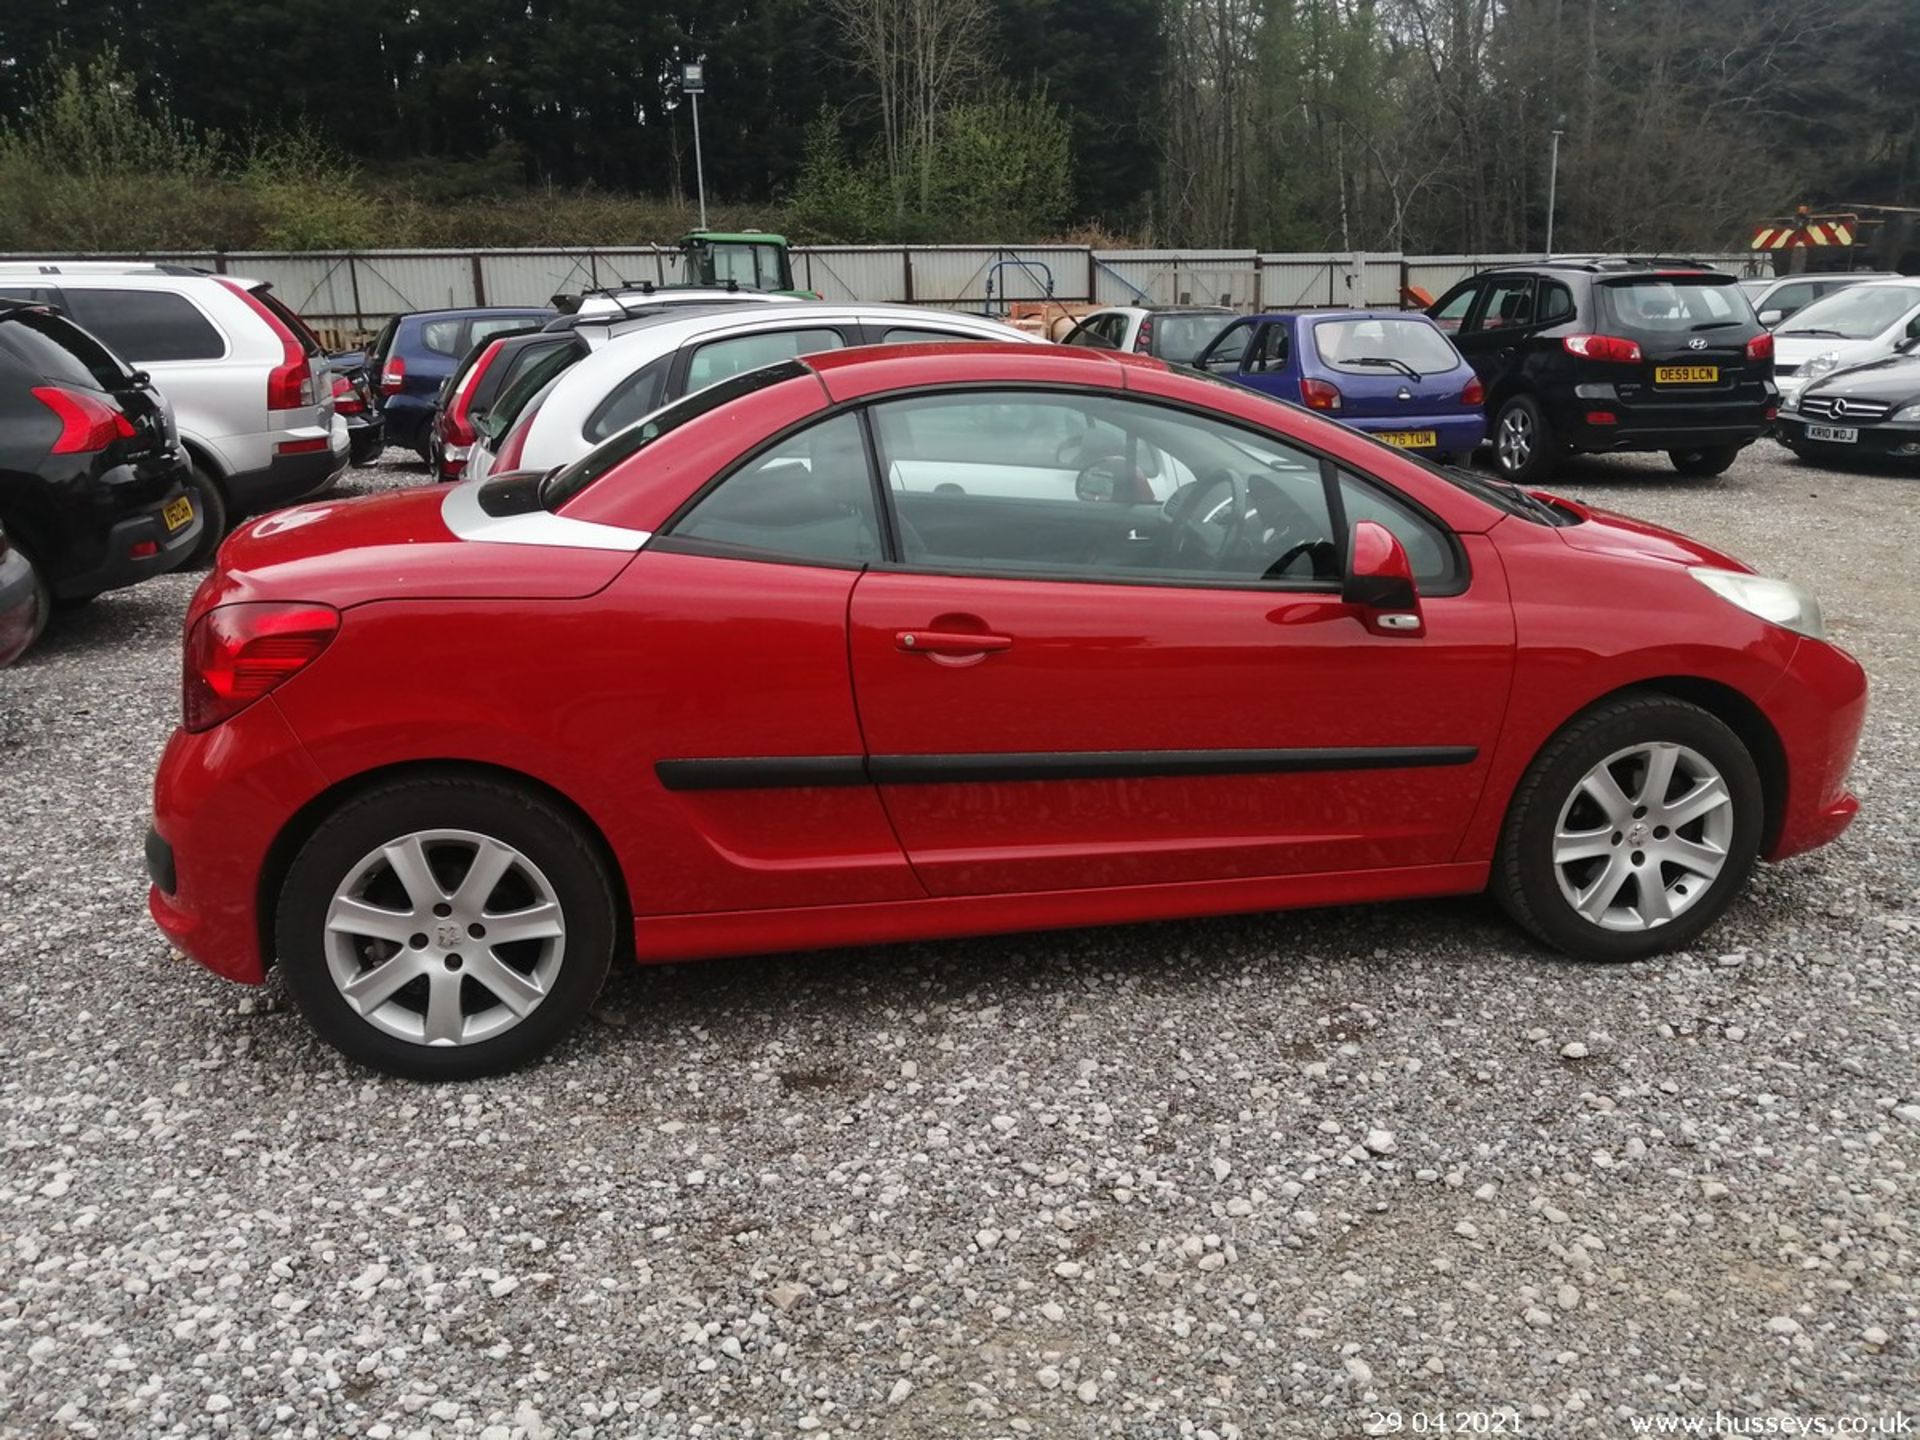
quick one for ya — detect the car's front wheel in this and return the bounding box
[276,776,619,1079]
[1491,395,1559,484]
[1493,694,1763,961]
[1668,445,1739,477]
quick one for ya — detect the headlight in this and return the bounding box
[1893,401,1920,423]
[1803,351,1841,379]
[1779,391,1800,413]
[1689,567,1825,640]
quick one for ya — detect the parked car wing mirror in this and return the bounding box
[1758,309,1783,326]
[1342,519,1424,636]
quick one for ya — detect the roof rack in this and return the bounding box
[549,279,755,318]
[1486,255,1721,274]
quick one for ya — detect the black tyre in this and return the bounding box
[276,775,620,1079]
[1492,694,1763,962]
[1491,395,1560,484]
[21,549,51,649]
[1668,445,1739,478]
[180,466,229,569]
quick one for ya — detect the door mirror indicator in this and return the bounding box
[1343,519,1424,636]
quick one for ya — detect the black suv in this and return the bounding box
[0,301,201,652]
[1427,259,1778,481]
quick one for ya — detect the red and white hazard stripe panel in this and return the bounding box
[1751,221,1856,250]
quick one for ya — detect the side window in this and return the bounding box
[1472,276,1535,333]
[1062,317,1111,349]
[467,316,535,349]
[1199,320,1253,370]
[880,326,990,346]
[685,327,846,393]
[1536,281,1576,325]
[0,285,62,306]
[583,355,673,442]
[1429,283,1479,332]
[61,288,225,362]
[1769,283,1814,315]
[1337,471,1456,588]
[871,391,1343,588]
[664,412,880,566]
[419,319,462,355]
[1246,323,1290,373]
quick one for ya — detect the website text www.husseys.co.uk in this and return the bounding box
[1627,1415,1913,1436]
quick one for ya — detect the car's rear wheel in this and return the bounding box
[276,776,619,1079]
[1493,694,1762,961]
[180,466,228,569]
[1491,395,1559,484]
[1668,445,1739,477]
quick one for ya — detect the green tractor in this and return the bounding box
[679,230,817,297]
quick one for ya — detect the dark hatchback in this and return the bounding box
[0,301,201,651]
[1428,260,1778,481]
[365,307,554,458]
[1778,349,1920,465]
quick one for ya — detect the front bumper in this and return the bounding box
[148,697,331,984]
[51,485,203,600]
[1763,634,1869,861]
[1777,414,1920,460]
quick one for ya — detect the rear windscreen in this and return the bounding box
[1312,317,1460,374]
[1597,278,1753,337]
[1151,314,1233,364]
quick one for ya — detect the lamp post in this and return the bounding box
[1545,126,1565,257]
[682,61,708,230]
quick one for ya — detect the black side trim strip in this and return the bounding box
[655,746,1477,791]
[655,756,869,792]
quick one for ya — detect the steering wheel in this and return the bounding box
[1160,468,1249,570]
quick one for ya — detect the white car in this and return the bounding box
[1060,306,1235,365]
[0,261,347,561]
[564,286,802,320]
[1737,271,1903,329]
[1773,277,1920,403]
[471,304,1036,480]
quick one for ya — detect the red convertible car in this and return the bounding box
[148,344,1866,1078]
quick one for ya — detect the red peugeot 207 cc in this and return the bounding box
[148,344,1866,1078]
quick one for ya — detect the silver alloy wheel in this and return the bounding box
[1552,742,1734,932]
[322,829,566,1046]
[1497,407,1533,472]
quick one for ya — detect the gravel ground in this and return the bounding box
[1,441,1915,1440]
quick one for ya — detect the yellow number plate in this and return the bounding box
[1377,430,1438,449]
[162,496,194,532]
[1654,365,1719,384]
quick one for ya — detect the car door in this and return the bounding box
[1233,319,1296,401]
[845,387,1515,897]
[1427,281,1481,336]
[1451,274,1536,397]
[1194,319,1255,377]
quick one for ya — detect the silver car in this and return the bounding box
[0,262,348,561]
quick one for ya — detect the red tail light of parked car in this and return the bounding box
[183,602,340,732]
[1745,331,1775,363]
[331,374,366,415]
[379,354,407,396]
[32,385,136,454]
[1561,334,1643,364]
[1299,376,1343,410]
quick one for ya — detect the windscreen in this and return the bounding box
[1152,314,1234,364]
[542,359,808,509]
[1596,278,1754,337]
[1312,317,1460,375]
[1777,284,1920,341]
[250,285,324,354]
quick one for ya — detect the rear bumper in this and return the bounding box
[1554,384,1774,453]
[51,484,203,599]
[1764,635,1869,861]
[346,414,387,466]
[148,697,331,984]
[225,438,350,515]
[0,544,39,666]
[1347,413,1486,454]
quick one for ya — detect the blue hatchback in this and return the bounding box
[1193,310,1486,461]
[364,307,553,458]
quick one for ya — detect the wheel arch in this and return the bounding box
[255,759,636,972]
[178,436,232,494]
[1515,676,1787,856]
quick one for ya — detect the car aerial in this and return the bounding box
[0,300,202,653]
[328,352,385,466]
[363,307,553,459]
[1737,271,1904,328]
[0,521,40,667]
[1192,309,1485,462]
[1776,346,1920,465]
[1060,306,1235,365]
[0,262,347,564]
[480,304,1034,477]
[147,342,1866,1080]
[1771,277,1920,406]
[1427,259,1777,482]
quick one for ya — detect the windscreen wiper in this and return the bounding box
[1347,355,1421,380]
[1781,327,1846,338]
[1690,320,1744,331]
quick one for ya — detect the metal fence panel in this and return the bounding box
[793,247,908,304]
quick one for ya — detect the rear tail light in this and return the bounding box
[31,385,137,454]
[1460,376,1485,407]
[1586,410,1618,426]
[493,410,535,471]
[183,602,340,732]
[1133,318,1153,353]
[331,374,366,415]
[1745,331,1775,363]
[217,279,315,412]
[1299,377,1343,411]
[1562,334,1643,364]
[444,342,506,448]
[379,355,406,395]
